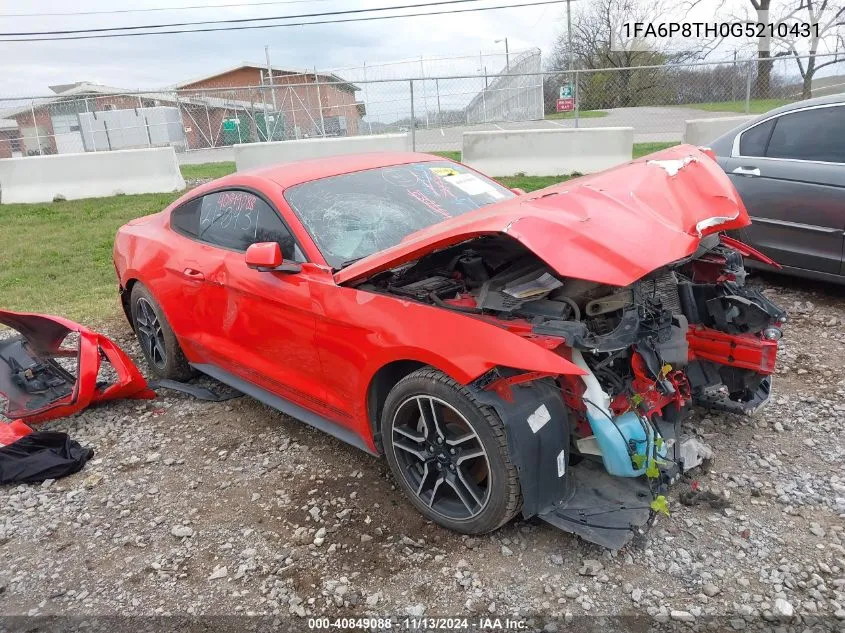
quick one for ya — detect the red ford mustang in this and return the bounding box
[114,147,786,548]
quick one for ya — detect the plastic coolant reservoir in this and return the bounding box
[571,349,666,477]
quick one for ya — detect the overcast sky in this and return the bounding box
[3,0,839,99]
[0,0,566,97]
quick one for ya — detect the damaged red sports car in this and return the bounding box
[113,146,786,548]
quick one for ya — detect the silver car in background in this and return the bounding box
[709,94,845,284]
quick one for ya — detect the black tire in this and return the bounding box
[129,283,195,381]
[381,368,521,534]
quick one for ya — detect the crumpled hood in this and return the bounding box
[335,145,751,287]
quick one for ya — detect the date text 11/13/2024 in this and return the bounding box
[307,617,528,630]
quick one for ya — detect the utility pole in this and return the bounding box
[265,45,277,112]
[420,56,430,128]
[314,66,326,137]
[495,38,510,70]
[567,0,573,70]
[363,62,372,135]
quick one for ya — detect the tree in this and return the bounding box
[778,0,845,98]
[710,0,844,99]
[750,0,776,98]
[545,0,708,111]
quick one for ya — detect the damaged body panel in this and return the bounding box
[0,310,155,426]
[112,146,786,548]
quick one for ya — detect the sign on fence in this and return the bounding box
[556,98,575,112]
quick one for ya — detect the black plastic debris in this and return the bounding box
[0,431,93,485]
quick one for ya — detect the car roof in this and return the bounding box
[752,92,845,118]
[242,151,444,189]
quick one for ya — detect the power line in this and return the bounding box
[3,0,490,36]
[0,0,567,42]
[0,0,336,19]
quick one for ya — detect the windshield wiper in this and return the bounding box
[338,256,366,269]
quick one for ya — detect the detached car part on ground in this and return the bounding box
[0,311,156,483]
[0,310,155,434]
[112,146,787,549]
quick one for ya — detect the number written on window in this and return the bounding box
[171,190,298,258]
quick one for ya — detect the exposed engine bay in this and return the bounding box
[360,233,786,484]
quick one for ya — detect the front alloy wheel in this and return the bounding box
[391,395,491,521]
[382,368,521,534]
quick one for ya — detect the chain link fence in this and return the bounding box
[0,52,842,160]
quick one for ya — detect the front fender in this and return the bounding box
[353,292,585,387]
[315,284,585,441]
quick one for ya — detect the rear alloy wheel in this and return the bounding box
[129,283,195,381]
[135,297,166,371]
[382,368,521,534]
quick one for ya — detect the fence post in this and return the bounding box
[745,60,753,114]
[435,78,442,127]
[103,120,113,151]
[410,79,416,151]
[315,67,326,137]
[205,104,213,148]
[363,62,373,135]
[574,72,580,129]
[482,71,488,122]
[136,94,148,148]
[85,98,97,152]
[174,91,186,150]
[30,101,42,155]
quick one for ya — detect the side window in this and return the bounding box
[765,106,845,163]
[738,119,775,157]
[170,197,202,236]
[172,190,301,260]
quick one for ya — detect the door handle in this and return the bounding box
[732,166,761,177]
[182,268,205,280]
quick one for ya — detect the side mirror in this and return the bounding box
[510,187,526,195]
[245,242,302,273]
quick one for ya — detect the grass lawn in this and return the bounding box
[681,98,792,114]
[432,150,461,162]
[0,192,182,321]
[633,141,678,157]
[180,161,236,180]
[497,174,576,191]
[545,110,608,120]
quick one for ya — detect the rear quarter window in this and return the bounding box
[738,119,775,157]
[170,197,201,236]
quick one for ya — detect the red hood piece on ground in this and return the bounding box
[0,310,155,426]
[336,145,751,287]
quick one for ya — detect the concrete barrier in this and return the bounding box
[0,147,185,204]
[683,116,754,146]
[234,134,411,171]
[177,146,235,165]
[462,127,634,176]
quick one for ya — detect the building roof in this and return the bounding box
[174,62,359,92]
[0,118,17,131]
[0,81,260,120]
[48,82,96,94]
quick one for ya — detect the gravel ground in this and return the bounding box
[1,273,844,632]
